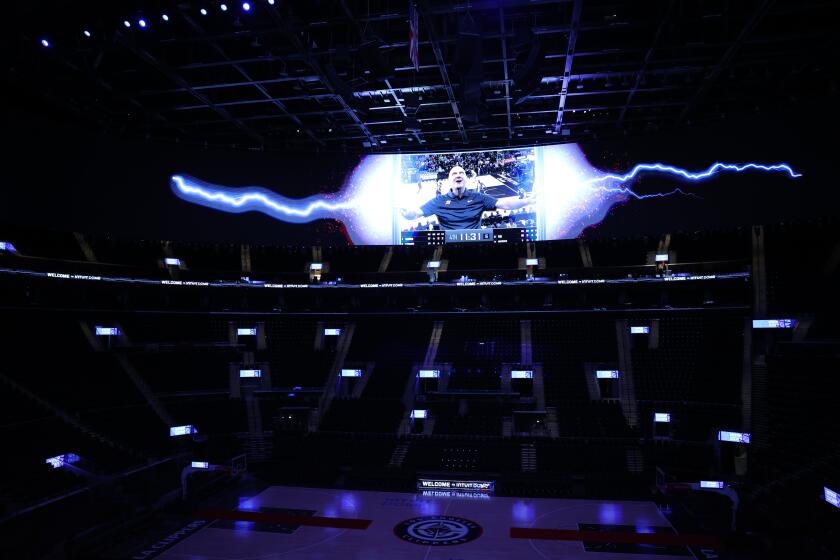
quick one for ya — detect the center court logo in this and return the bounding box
[394,515,482,546]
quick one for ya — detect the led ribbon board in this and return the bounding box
[417,479,494,493]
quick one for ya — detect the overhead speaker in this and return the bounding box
[512,29,545,104]
[358,40,394,81]
[454,14,484,125]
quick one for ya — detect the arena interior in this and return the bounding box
[3,1,839,559]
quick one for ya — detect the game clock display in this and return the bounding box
[402,227,537,246]
[446,230,493,243]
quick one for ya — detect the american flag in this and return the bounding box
[409,2,419,71]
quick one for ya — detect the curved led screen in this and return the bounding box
[172,143,799,245]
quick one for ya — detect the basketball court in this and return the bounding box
[136,485,722,560]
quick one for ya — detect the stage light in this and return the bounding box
[309,263,323,270]
[164,257,181,266]
[596,370,619,379]
[192,461,210,469]
[162,14,170,21]
[95,327,121,336]
[268,0,275,4]
[654,413,671,423]
[511,370,533,379]
[237,327,257,336]
[242,2,251,11]
[418,369,440,378]
[239,369,262,378]
[123,20,131,28]
[630,326,650,334]
[340,369,363,378]
[138,19,147,28]
[220,3,228,10]
[40,38,50,47]
[324,328,341,336]
[411,409,427,419]
[83,30,91,38]
[200,8,208,15]
[700,480,724,489]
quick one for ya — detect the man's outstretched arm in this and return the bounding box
[495,192,536,211]
[400,207,426,220]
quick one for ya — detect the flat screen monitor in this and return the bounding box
[169,425,197,437]
[752,319,796,329]
[718,430,750,444]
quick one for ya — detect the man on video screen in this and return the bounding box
[400,165,534,230]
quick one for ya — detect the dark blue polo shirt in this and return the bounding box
[420,191,498,230]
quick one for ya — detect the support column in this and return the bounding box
[615,319,639,428]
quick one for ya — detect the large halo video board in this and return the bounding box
[171,143,800,246]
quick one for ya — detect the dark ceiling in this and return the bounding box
[7,0,838,152]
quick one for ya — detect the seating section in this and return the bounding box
[3,220,839,559]
[764,220,840,313]
[631,316,744,404]
[588,236,653,267]
[534,317,617,403]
